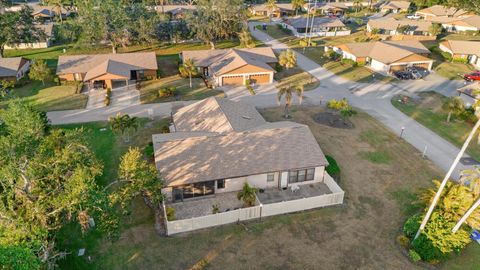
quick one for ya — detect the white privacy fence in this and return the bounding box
[164,174,344,235]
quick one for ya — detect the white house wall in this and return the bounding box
[370,59,389,73]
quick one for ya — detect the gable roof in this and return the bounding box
[173,97,267,133]
[182,48,277,76]
[0,57,27,77]
[449,15,480,29]
[380,1,411,10]
[284,16,346,29]
[457,82,480,99]
[368,18,432,32]
[251,3,295,12]
[154,99,327,186]
[56,52,158,76]
[416,5,470,18]
[440,40,480,56]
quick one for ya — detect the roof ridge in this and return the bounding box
[212,98,236,131]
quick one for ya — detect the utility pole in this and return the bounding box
[308,0,318,46]
[414,119,480,240]
[452,197,480,233]
[304,2,311,41]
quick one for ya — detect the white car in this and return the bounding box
[406,15,421,20]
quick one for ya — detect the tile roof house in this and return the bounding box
[439,40,480,69]
[305,2,349,16]
[154,97,329,201]
[457,82,480,108]
[282,17,351,37]
[415,5,471,20]
[439,15,480,33]
[0,57,31,82]
[56,52,158,89]
[181,48,278,87]
[328,40,434,74]
[31,5,73,21]
[367,18,436,40]
[380,1,411,13]
[250,3,296,18]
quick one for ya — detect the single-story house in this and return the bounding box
[415,5,471,20]
[282,17,351,38]
[439,40,480,69]
[380,1,411,13]
[181,48,278,87]
[154,5,196,19]
[56,52,158,89]
[0,57,31,82]
[154,97,330,202]
[250,3,296,18]
[457,82,480,107]
[438,15,480,33]
[4,23,54,49]
[367,18,436,40]
[328,40,434,74]
[32,5,73,21]
[307,2,349,16]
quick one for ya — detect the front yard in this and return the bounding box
[275,67,320,91]
[392,91,480,161]
[429,46,475,80]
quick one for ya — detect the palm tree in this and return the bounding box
[279,49,297,70]
[44,0,66,23]
[353,0,362,13]
[237,182,258,207]
[460,166,480,197]
[277,85,304,118]
[292,0,305,16]
[179,59,198,88]
[266,0,277,20]
[109,113,139,143]
[442,96,464,123]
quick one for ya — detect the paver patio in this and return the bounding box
[257,182,332,204]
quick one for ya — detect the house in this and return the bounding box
[367,18,436,40]
[181,48,278,87]
[56,52,158,89]
[4,23,54,49]
[439,15,480,33]
[0,57,31,82]
[439,40,480,69]
[154,97,330,203]
[155,5,196,20]
[379,1,411,13]
[328,40,434,74]
[250,3,296,18]
[306,2,349,16]
[31,5,73,21]
[457,82,480,107]
[415,5,471,20]
[282,17,351,37]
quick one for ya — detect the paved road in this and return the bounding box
[248,21,470,179]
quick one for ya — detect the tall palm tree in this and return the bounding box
[109,113,139,143]
[266,0,278,20]
[442,96,464,123]
[291,0,305,16]
[279,49,297,70]
[238,29,255,48]
[277,85,304,118]
[237,182,258,207]
[460,166,480,197]
[45,0,66,23]
[179,58,198,88]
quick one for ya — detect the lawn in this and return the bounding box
[255,24,300,47]
[139,75,224,104]
[0,81,87,111]
[428,46,474,80]
[275,67,320,91]
[55,105,461,269]
[391,91,480,161]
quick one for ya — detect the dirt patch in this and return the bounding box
[313,111,354,129]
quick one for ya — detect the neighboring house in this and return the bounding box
[250,4,296,18]
[181,48,278,87]
[379,1,411,13]
[4,23,54,49]
[306,2,349,16]
[415,5,471,20]
[367,18,436,40]
[56,52,158,89]
[327,40,434,74]
[154,5,196,20]
[0,57,31,82]
[438,15,480,33]
[457,82,480,108]
[439,40,480,69]
[31,5,72,21]
[282,17,351,37]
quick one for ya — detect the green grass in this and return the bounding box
[359,150,392,164]
[440,243,480,270]
[139,76,224,104]
[255,25,299,47]
[392,92,480,161]
[428,46,474,80]
[275,67,320,91]
[1,81,87,111]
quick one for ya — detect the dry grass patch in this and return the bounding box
[275,67,320,91]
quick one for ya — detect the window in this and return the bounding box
[217,179,225,189]
[267,173,275,182]
[288,168,316,183]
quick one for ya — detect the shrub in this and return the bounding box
[166,207,175,221]
[326,49,340,61]
[408,249,421,262]
[452,57,469,64]
[143,142,154,158]
[357,60,366,66]
[397,235,410,248]
[325,155,340,177]
[403,213,421,238]
[212,204,220,214]
[247,85,255,95]
[245,78,251,86]
[156,69,163,79]
[53,77,60,86]
[458,107,477,124]
[275,63,284,72]
[104,88,112,106]
[341,58,358,67]
[158,86,177,98]
[411,234,447,262]
[161,124,170,133]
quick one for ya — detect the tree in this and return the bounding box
[277,85,304,118]
[0,7,43,57]
[237,182,258,207]
[109,113,139,143]
[266,0,278,19]
[0,101,116,267]
[109,147,165,234]
[43,0,68,23]
[442,96,464,122]
[291,0,305,16]
[29,60,53,86]
[429,23,442,36]
[0,245,41,270]
[238,29,256,48]
[327,98,357,123]
[397,25,411,34]
[179,58,198,88]
[353,0,362,13]
[299,38,308,54]
[0,79,15,100]
[279,49,297,70]
[459,166,480,196]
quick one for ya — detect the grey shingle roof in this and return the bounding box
[0,57,25,77]
[284,17,346,29]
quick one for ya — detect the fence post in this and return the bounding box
[162,201,169,236]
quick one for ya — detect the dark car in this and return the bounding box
[464,71,480,81]
[394,71,412,80]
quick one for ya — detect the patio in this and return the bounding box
[168,192,247,220]
[257,182,332,204]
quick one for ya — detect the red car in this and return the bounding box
[464,71,480,81]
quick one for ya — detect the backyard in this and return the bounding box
[392,91,480,161]
[52,105,480,270]
[275,67,320,91]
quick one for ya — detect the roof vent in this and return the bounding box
[242,115,252,120]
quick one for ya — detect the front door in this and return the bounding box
[279,171,288,189]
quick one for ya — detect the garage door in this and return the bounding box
[389,65,407,72]
[412,63,431,70]
[250,74,271,84]
[222,75,244,85]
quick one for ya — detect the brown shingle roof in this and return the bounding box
[441,40,480,56]
[380,1,411,10]
[56,52,158,76]
[0,57,26,77]
[368,18,432,32]
[251,3,295,12]
[416,5,469,18]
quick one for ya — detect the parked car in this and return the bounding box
[394,71,412,80]
[464,71,480,81]
[406,14,421,20]
[406,67,426,79]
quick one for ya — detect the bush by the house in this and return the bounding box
[161,124,170,133]
[247,85,255,96]
[166,207,175,221]
[325,155,340,177]
[341,58,358,67]
[408,249,421,262]
[357,60,366,66]
[430,46,452,61]
[275,63,284,72]
[143,142,154,158]
[158,86,177,98]
[245,78,251,86]
[326,50,340,61]
[53,77,60,86]
[396,235,410,248]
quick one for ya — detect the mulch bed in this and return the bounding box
[312,111,354,129]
